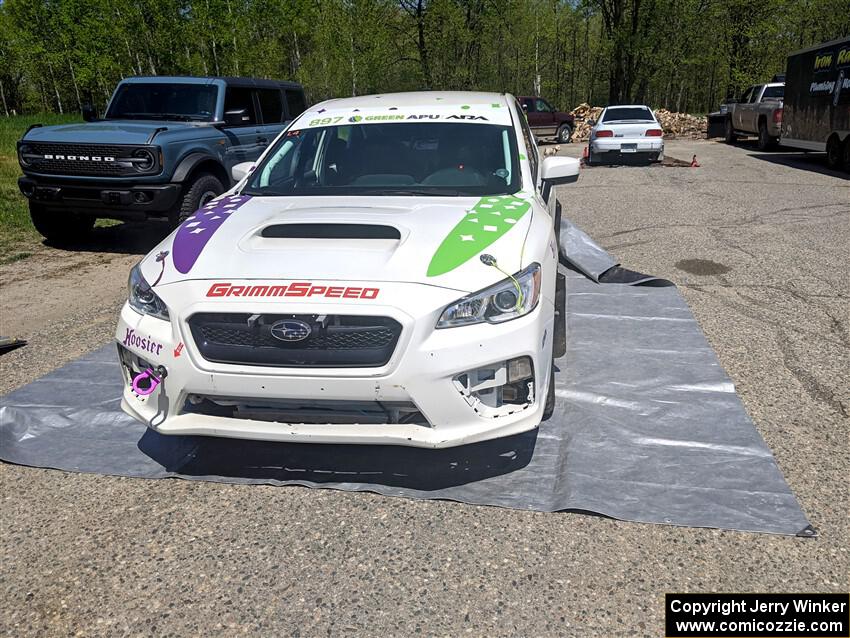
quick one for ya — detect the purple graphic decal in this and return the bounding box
[172,195,251,274]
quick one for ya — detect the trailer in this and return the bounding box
[780,36,850,171]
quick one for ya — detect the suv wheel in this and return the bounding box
[556,123,573,143]
[826,135,842,171]
[757,121,774,151]
[724,118,737,144]
[171,172,225,226]
[29,202,94,245]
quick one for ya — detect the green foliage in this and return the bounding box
[0,0,847,113]
[0,114,80,253]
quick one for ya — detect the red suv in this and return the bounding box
[518,96,575,143]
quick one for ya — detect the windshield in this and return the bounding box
[602,107,654,122]
[106,83,218,121]
[242,122,521,197]
[762,85,784,99]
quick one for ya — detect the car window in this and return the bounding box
[516,101,538,183]
[521,98,534,112]
[106,83,217,121]
[285,90,306,120]
[740,87,753,103]
[223,87,257,126]
[534,99,552,113]
[257,89,283,123]
[602,107,653,122]
[243,122,520,197]
[762,85,784,99]
[749,87,763,103]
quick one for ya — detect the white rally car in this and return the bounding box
[116,91,579,448]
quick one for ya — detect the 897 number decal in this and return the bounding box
[308,117,344,125]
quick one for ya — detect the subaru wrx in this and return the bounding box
[116,91,579,448]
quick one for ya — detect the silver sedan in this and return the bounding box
[588,105,664,165]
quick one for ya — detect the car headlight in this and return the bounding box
[18,144,33,167]
[436,263,541,328]
[128,264,169,320]
[131,148,157,172]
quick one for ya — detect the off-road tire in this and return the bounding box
[757,120,775,151]
[171,172,224,226]
[556,123,573,143]
[826,135,842,171]
[29,202,94,245]
[724,118,737,144]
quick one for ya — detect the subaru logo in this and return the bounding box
[270,319,312,342]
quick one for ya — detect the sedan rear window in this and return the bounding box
[602,107,653,122]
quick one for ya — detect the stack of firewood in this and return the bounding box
[568,103,707,141]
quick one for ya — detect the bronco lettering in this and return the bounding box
[205,282,381,299]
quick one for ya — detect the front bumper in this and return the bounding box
[115,284,556,448]
[18,175,180,219]
[591,137,663,159]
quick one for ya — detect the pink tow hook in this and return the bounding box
[131,365,168,396]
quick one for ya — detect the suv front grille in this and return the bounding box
[188,313,403,368]
[19,142,159,177]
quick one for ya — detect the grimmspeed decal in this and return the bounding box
[172,195,252,274]
[206,282,380,299]
[427,195,531,277]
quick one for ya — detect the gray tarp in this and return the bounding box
[0,227,812,536]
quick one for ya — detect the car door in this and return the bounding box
[733,87,752,129]
[221,85,263,172]
[746,85,763,131]
[533,98,557,134]
[255,87,286,152]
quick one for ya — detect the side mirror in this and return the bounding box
[82,102,98,122]
[521,103,528,111]
[224,109,247,126]
[540,156,580,185]
[231,161,255,183]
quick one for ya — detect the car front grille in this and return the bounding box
[188,313,403,368]
[20,142,158,176]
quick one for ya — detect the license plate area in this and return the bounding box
[621,143,637,153]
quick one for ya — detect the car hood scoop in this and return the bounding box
[260,223,401,240]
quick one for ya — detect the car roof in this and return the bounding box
[317,91,512,110]
[604,104,653,109]
[121,76,303,90]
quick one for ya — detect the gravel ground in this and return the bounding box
[1,140,848,636]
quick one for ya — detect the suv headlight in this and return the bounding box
[128,264,169,320]
[18,144,33,167]
[436,263,541,328]
[131,148,157,172]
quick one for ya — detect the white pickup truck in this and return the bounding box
[724,82,785,150]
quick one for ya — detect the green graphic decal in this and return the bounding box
[427,196,531,277]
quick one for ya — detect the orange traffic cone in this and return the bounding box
[690,154,700,167]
